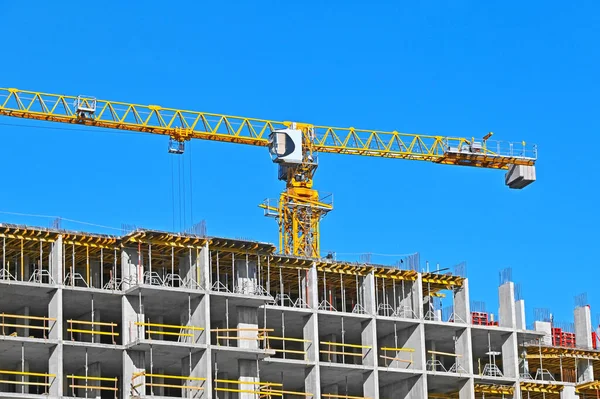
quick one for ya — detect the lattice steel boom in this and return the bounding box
[0,88,538,257]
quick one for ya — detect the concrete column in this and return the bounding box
[303,314,319,362]
[501,333,519,378]
[122,295,144,345]
[49,345,63,397]
[199,242,210,290]
[182,351,208,398]
[48,289,63,342]
[561,385,580,399]
[304,366,320,399]
[237,306,258,349]
[414,274,424,319]
[235,258,257,295]
[362,271,376,315]
[307,265,319,309]
[458,378,474,399]
[515,299,526,330]
[534,321,552,345]
[361,318,378,367]
[363,370,379,399]
[238,359,258,399]
[454,278,471,324]
[50,236,63,284]
[499,282,516,328]
[575,306,593,349]
[121,248,140,290]
[455,328,473,374]
[124,351,145,397]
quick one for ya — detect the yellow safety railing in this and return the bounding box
[320,341,372,362]
[322,394,371,399]
[261,334,311,359]
[134,321,204,340]
[211,328,273,346]
[0,369,55,392]
[0,313,56,338]
[67,320,119,344]
[261,387,313,397]
[67,375,118,399]
[214,379,283,398]
[131,371,206,395]
[379,347,415,367]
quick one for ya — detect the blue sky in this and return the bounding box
[1,1,598,325]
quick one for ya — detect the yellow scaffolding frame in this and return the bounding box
[67,375,118,399]
[134,321,204,340]
[379,346,415,367]
[131,371,206,395]
[67,319,119,344]
[0,313,56,339]
[0,369,56,393]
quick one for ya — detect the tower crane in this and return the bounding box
[0,88,537,258]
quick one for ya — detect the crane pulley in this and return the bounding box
[0,88,537,258]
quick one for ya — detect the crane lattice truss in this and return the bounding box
[0,88,537,258]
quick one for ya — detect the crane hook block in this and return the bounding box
[269,128,303,165]
[505,164,536,189]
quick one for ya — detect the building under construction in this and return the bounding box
[0,223,598,399]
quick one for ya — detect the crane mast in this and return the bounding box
[0,88,537,258]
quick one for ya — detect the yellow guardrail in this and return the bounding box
[262,335,311,358]
[215,379,285,397]
[67,375,118,398]
[67,320,119,344]
[0,369,55,391]
[134,322,204,339]
[0,313,56,338]
[320,341,372,360]
[380,347,415,367]
[131,371,206,394]
[211,328,274,345]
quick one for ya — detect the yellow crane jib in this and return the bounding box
[0,87,538,258]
